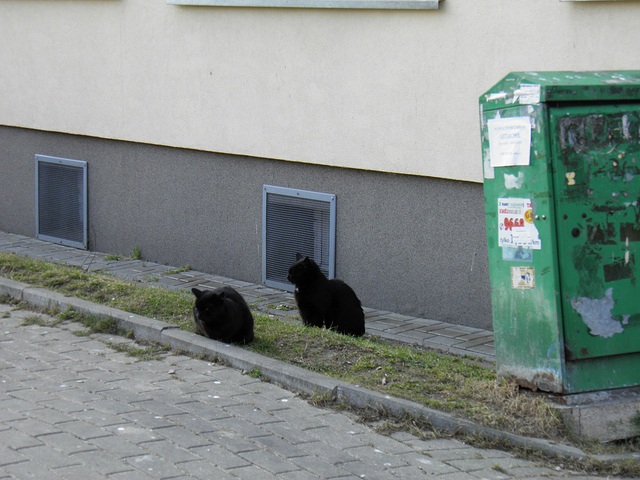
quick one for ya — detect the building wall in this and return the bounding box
[1,0,640,183]
[0,126,492,329]
[2,0,639,330]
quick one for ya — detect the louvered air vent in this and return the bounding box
[35,155,88,249]
[262,185,336,291]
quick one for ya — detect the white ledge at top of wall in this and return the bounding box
[167,0,442,9]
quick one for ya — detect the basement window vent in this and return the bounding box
[35,155,88,249]
[262,185,336,292]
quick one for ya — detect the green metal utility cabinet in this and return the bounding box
[479,71,640,394]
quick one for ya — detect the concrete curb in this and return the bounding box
[335,385,586,459]
[0,277,601,463]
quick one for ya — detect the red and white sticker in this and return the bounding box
[498,198,541,250]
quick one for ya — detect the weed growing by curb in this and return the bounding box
[107,341,171,361]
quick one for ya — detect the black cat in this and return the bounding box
[191,287,254,344]
[287,255,365,336]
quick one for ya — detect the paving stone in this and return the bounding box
[71,450,137,476]
[316,412,369,435]
[36,431,97,454]
[105,424,163,445]
[190,444,252,470]
[416,437,471,452]
[467,467,512,480]
[230,391,298,413]
[353,431,415,456]
[260,421,318,445]
[90,467,154,480]
[40,383,102,403]
[397,451,460,475]
[0,444,27,466]
[364,310,396,320]
[162,412,221,435]
[271,408,328,432]
[238,449,300,475]
[0,427,43,450]
[129,399,187,417]
[71,408,129,427]
[298,440,358,465]
[6,417,61,438]
[226,464,280,480]
[88,398,141,416]
[458,336,500,349]
[2,459,65,479]
[52,464,110,480]
[437,472,479,480]
[273,470,325,480]
[458,331,494,341]
[423,335,466,348]
[124,453,185,479]
[304,426,366,450]
[471,343,496,355]
[253,434,309,459]
[344,445,409,469]
[339,458,400,479]
[24,407,76,426]
[205,429,261,455]
[377,332,423,345]
[165,401,232,424]
[289,454,351,478]
[177,459,238,480]
[151,425,211,449]
[500,465,564,478]
[86,434,148,458]
[214,417,270,439]
[18,444,81,469]
[223,404,281,426]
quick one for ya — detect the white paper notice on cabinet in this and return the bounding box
[488,116,531,167]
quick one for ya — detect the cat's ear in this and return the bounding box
[211,291,225,305]
[296,252,304,261]
[192,288,204,298]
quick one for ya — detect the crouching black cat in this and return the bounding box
[287,255,365,336]
[191,287,254,344]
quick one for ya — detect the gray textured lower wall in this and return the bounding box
[0,126,492,330]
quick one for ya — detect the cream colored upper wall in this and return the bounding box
[1,0,639,182]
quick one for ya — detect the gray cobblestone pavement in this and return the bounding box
[0,305,617,480]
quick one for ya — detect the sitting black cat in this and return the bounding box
[191,287,254,344]
[287,255,365,336]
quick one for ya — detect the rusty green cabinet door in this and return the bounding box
[550,105,640,360]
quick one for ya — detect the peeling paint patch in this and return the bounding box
[514,84,541,105]
[504,172,525,189]
[622,114,631,139]
[483,147,495,180]
[565,172,576,186]
[570,288,624,338]
[486,91,508,102]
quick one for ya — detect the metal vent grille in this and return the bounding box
[262,185,336,291]
[35,155,88,249]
